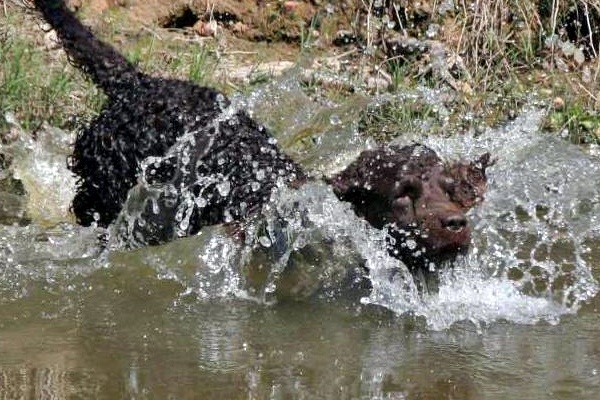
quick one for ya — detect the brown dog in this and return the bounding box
[33,1,492,276]
[328,144,492,270]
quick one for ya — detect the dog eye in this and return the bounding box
[439,176,455,193]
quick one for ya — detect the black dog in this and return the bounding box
[33,0,492,271]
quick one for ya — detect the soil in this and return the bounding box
[7,0,600,140]
[65,0,434,65]
[71,0,334,41]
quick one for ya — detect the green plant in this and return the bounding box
[358,98,440,142]
[386,58,409,92]
[188,45,212,84]
[0,32,102,129]
[543,103,600,145]
[0,37,30,114]
[299,15,319,50]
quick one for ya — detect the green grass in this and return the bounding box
[386,59,410,92]
[357,97,440,142]
[0,9,224,131]
[543,103,600,145]
[4,0,600,150]
[0,29,103,130]
[188,45,215,84]
[121,33,220,87]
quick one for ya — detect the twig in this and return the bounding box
[361,0,374,52]
[140,25,164,41]
[221,50,258,55]
[577,81,598,102]
[328,48,358,60]
[392,3,407,37]
[582,1,598,58]
[455,1,468,58]
[550,0,560,70]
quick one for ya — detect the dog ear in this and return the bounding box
[330,184,393,229]
[447,152,495,209]
[326,147,403,198]
[324,174,353,197]
[325,152,377,198]
[325,169,394,229]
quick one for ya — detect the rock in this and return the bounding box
[552,97,565,110]
[333,30,359,46]
[194,20,218,37]
[43,29,60,50]
[282,1,300,13]
[386,35,427,58]
[229,61,296,82]
[366,75,392,90]
[574,48,586,65]
[0,190,27,226]
[66,0,83,9]
[232,22,249,35]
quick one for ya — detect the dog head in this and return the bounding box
[327,144,493,270]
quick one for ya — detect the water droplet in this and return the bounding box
[329,114,342,125]
[4,111,17,125]
[258,235,271,248]
[217,180,231,196]
[179,217,189,231]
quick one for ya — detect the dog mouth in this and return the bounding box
[386,223,471,269]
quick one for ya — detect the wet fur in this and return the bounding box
[33,0,492,271]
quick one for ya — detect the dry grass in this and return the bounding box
[4,0,600,143]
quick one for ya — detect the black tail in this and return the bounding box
[33,0,140,97]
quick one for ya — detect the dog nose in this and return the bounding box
[441,214,467,231]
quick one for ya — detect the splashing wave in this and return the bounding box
[1,105,598,330]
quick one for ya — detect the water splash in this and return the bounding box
[4,120,77,225]
[1,96,599,330]
[372,107,600,329]
[115,103,600,329]
[253,182,418,303]
[242,106,600,329]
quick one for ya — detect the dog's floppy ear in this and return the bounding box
[325,173,353,197]
[327,182,392,229]
[325,168,376,206]
[325,150,378,197]
[325,165,394,229]
[447,152,496,209]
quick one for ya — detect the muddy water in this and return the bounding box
[2,84,600,398]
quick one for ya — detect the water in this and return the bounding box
[1,83,600,398]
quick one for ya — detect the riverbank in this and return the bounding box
[2,0,600,143]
